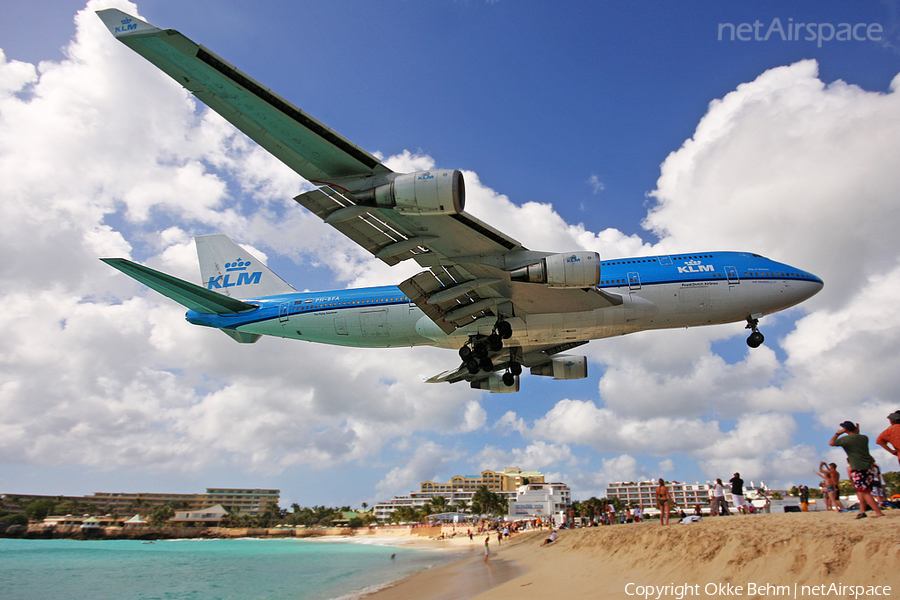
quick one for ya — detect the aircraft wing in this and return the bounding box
[97,9,390,185]
[426,341,590,384]
[297,184,617,333]
[99,10,618,336]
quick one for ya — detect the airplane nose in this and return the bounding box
[792,272,824,305]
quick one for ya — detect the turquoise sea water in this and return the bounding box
[0,537,455,600]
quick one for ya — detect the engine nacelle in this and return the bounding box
[372,170,465,215]
[530,355,588,380]
[510,251,601,288]
[470,374,520,393]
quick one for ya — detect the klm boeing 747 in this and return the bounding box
[97,10,823,393]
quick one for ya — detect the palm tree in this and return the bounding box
[454,499,469,515]
[391,506,419,523]
[428,495,447,514]
[148,505,174,526]
[471,486,506,517]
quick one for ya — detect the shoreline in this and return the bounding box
[358,531,538,600]
[364,512,900,600]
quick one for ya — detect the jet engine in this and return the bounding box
[510,251,601,288]
[365,170,465,215]
[470,374,520,393]
[530,355,588,380]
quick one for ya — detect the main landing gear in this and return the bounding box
[458,320,515,375]
[746,316,765,348]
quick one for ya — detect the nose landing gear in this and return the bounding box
[746,315,765,348]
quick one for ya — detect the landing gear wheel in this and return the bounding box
[747,331,765,348]
[497,321,513,340]
[459,345,472,360]
[745,316,764,348]
[488,333,503,352]
[466,359,480,374]
[473,342,488,359]
[479,357,494,372]
[502,372,516,387]
[509,362,523,376]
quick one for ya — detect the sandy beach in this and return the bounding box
[366,512,900,600]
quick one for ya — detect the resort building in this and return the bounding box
[507,483,571,519]
[419,467,544,494]
[605,480,768,513]
[170,504,230,527]
[1,488,279,517]
[203,489,280,514]
[375,467,566,521]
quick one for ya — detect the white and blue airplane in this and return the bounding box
[98,10,823,393]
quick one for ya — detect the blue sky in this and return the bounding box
[1,0,900,509]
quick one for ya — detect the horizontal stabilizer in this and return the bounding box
[101,258,258,315]
[220,329,261,343]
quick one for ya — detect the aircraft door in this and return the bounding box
[360,309,389,337]
[628,272,641,290]
[334,317,348,335]
[725,266,739,285]
[279,302,289,322]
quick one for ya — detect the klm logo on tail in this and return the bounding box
[114,17,139,34]
[207,258,262,289]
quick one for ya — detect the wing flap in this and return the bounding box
[294,186,524,267]
[399,267,505,334]
[101,258,258,315]
[295,187,434,266]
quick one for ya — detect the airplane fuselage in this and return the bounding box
[186,251,823,349]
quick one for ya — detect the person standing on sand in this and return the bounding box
[815,462,845,511]
[830,421,885,519]
[798,485,809,511]
[655,479,671,526]
[875,410,900,467]
[483,536,490,564]
[713,478,730,516]
[730,473,746,514]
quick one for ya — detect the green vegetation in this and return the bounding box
[24,500,58,522]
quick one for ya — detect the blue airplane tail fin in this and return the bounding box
[195,234,296,299]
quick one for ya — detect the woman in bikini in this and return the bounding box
[656,478,671,525]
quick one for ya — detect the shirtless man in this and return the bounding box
[815,462,845,510]
[655,479,672,526]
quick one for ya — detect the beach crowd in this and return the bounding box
[646,410,900,524]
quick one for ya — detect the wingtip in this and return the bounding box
[96,8,161,38]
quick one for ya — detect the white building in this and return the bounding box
[374,490,508,521]
[374,468,571,522]
[507,483,571,519]
[169,504,230,526]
